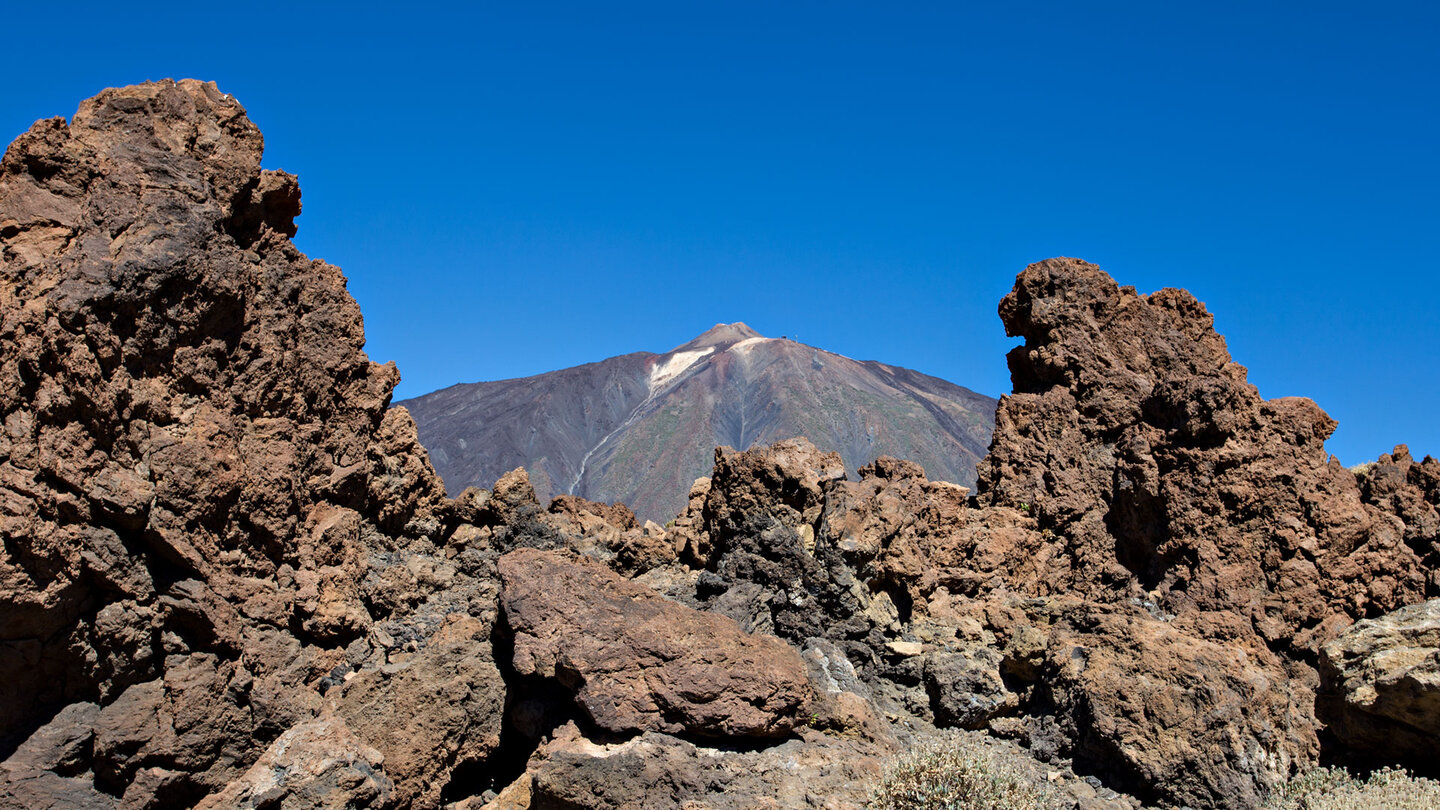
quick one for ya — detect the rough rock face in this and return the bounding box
[2,82,1435,810]
[1319,598,1440,768]
[1356,446,1440,581]
[923,644,1015,730]
[1020,601,1317,809]
[498,548,812,739]
[192,716,394,810]
[664,261,1438,807]
[0,80,487,808]
[524,728,886,810]
[684,439,1320,807]
[976,258,1434,652]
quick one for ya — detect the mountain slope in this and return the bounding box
[398,323,996,519]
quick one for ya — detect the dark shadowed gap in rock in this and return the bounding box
[138,532,201,601]
[0,686,74,764]
[1105,493,1166,591]
[440,612,583,803]
[1063,696,1162,807]
[1314,699,1440,780]
[868,578,913,625]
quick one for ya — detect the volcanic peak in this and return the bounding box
[671,321,764,352]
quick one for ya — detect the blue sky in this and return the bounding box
[3,2,1436,465]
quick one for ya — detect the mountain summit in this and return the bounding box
[673,321,762,351]
[398,325,996,519]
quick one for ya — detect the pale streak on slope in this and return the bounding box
[566,347,715,495]
[649,348,714,388]
[728,336,771,353]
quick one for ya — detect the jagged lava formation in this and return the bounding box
[398,322,995,522]
[1,81,1437,810]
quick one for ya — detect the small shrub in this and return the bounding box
[867,733,1052,810]
[1263,766,1440,810]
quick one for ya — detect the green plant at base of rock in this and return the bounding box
[866,733,1053,810]
[1262,766,1440,810]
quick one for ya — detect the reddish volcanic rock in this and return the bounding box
[976,258,1434,651]
[192,715,394,810]
[497,547,812,738]
[3,80,1436,810]
[1356,445,1440,586]
[677,259,1439,806]
[0,81,484,808]
[1022,601,1317,809]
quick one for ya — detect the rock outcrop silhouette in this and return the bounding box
[978,260,1432,652]
[0,80,478,808]
[1,83,1436,810]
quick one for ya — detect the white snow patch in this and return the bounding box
[728,336,773,353]
[649,347,713,390]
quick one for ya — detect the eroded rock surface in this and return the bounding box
[0,80,490,809]
[525,728,885,810]
[1021,601,1316,809]
[976,259,1433,652]
[1,83,1435,810]
[660,260,1438,807]
[498,548,812,739]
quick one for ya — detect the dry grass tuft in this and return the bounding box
[866,732,1053,810]
[1263,766,1440,810]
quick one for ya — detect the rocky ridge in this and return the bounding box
[0,82,1436,810]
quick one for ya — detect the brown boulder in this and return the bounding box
[547,495,638,532]
[545,494,677,575]
[923,645,1016,730]
[1009,601,1318,809]
[702,438,846,545]
[0,703,113,810]
[694,440,876,647]
[498,548,812,738]
[336,614,506,809]
[192,716,393,810]
[526,727,885,810]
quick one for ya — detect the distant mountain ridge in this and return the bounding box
[397,323,997,520]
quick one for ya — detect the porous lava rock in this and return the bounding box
[545,494,678,576]
[674,261,1440,806]
[335,615,505,809]
[922,644,1016,730]
[497,547,812,739]
[1019,601,1317,809]
[690,439,880,650]
[191,715,394,810]
[976,258,1434,652]
[689,438,1319,806]
[1356,446,1440,584]
[3,81,1436,810]
[0,80,493,808]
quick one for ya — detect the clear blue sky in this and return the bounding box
[4,2,1436,465]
